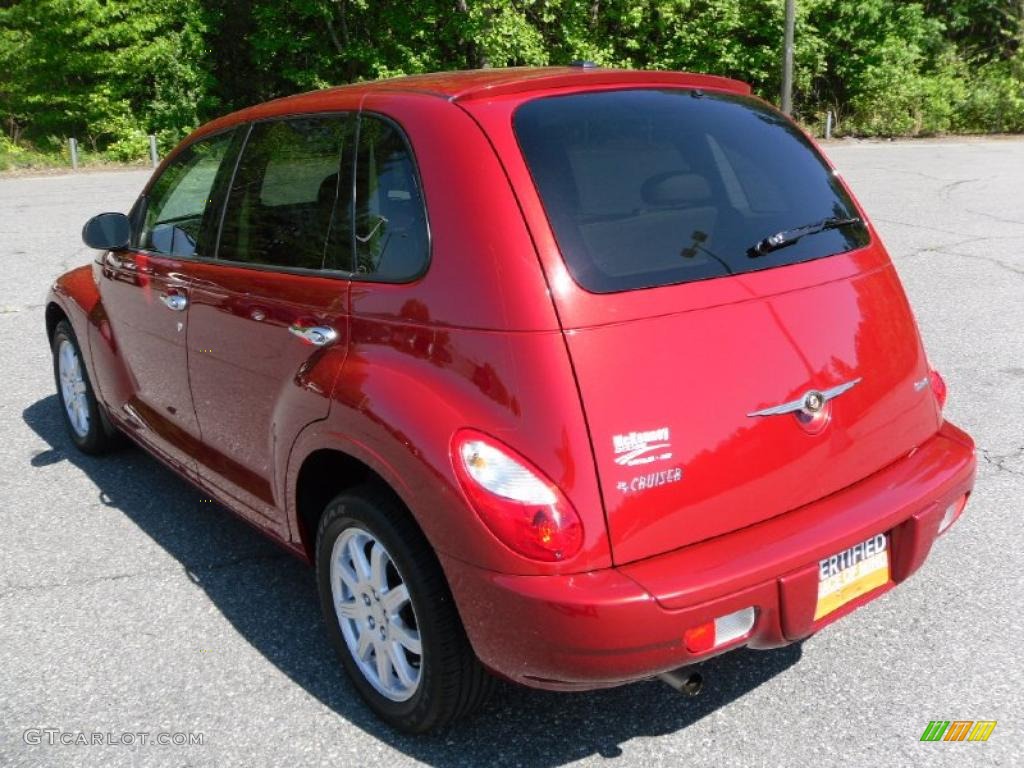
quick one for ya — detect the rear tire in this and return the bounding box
[315,485,494,732]
[51,319,117,455]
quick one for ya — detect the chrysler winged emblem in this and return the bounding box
[747,378,862,418]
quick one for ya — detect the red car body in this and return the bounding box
[47,68,975,692]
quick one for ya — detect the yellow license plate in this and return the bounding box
[815,533,890,620]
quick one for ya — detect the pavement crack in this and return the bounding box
[935,247,1024,277]
[900,236,990,260]
[849,166,953,183]
[0,550,291,599]
[895,234,1024,277]
[978,445,1024,477]
[938,177,981,199]
[961,206,1024,228]
[873,217,1001,240]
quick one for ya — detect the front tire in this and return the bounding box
[51,320,117,454]
[315,486,494,732]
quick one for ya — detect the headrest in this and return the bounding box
[318,173,339,205]
[640,172,712,207]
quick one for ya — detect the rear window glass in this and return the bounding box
[514,89,869,293]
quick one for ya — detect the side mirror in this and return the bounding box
[82,212,131,251]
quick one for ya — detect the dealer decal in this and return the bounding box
[612,427,673,467]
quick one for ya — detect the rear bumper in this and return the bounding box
[442,421,975,690]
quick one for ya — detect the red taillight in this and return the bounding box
[930,369,948,409]
[939,493,968,534]
[684,607,757,655]
[451,430,583,562]
[684,622,716,654]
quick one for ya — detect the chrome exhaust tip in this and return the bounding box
[656,669,703,696]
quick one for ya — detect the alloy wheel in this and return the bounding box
[58,339,90,438]
[330,527,423,701]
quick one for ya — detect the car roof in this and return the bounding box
[338,66,750,102]
[196,67,751,137]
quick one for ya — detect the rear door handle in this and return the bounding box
[160,293,188,311]
[289,325,337,346]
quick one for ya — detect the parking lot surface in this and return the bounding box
[1,138,1021,767]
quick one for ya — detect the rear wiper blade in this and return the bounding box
[747,216,862,257]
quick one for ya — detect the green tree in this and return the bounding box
[0,0,209,153]
[2,0,1024,155]
[925,0,1023,62]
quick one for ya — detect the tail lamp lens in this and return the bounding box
[452,431,583,562]
[458,439,557,505]
[684,607,756,655]
[939,493,968,534]
[930,369,948,409]
[683,621,716,654]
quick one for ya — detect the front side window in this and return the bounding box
[514,89,870,293]
[353,115,429,281]
[137,131,234,257]
[218,116,354,271]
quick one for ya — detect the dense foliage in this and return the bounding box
[1,0,1022,166]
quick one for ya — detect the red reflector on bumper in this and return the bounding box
[683,622,716,654]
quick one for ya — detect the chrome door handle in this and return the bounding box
[289,325,337,346]
[160,293,188,311]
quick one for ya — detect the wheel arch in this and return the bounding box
[45,264,106,387]
[296,448,375,560]
[289,437,422,563]
[45,301,70,342]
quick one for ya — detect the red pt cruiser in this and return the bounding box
[46,67,976,732]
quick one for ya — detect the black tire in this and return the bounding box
[315,485,494,732]
[51,319,118,454]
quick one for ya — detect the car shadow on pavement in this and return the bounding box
[24,394,803,766]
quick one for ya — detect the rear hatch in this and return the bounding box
[509,87,943,564]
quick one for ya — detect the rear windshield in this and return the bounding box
[514,89,869,293]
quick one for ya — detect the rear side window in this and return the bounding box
[137,131,234,257]
[514,90,869,293]
[218,116,354,271]
[353,115,429,281]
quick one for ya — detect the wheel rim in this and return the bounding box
[58,339,90,438]
[330,527,422,702]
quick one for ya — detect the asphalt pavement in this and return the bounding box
[1,138,1021,767]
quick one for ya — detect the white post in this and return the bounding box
[148,134,159,167]
[825,110,833,139]
[69,137,78,170]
